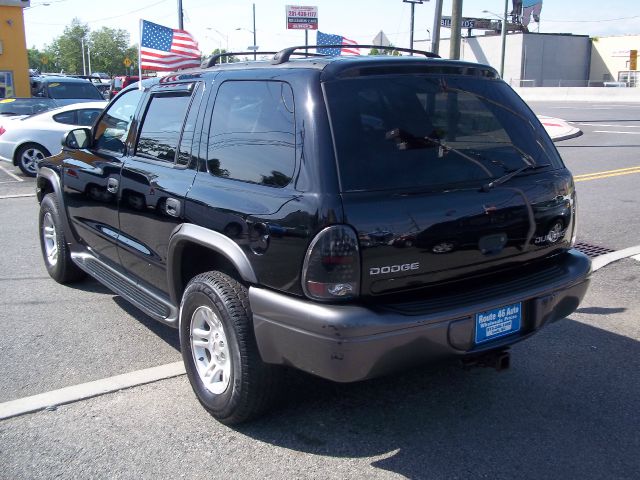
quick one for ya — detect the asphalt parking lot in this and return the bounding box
[0,102,639,479]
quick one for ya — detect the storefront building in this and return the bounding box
[0,0,30,98]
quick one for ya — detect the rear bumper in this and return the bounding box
[250,249,591,383]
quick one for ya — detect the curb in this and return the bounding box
[537,115,582,142]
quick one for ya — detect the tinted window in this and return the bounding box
[53,110,75,125]
[176,84,201,166]
[95,88,143,154]
[136,93,191,163]
[325,76,563,192]
[78,108,102,126]
[206,81,295,187]
[47,81,103,100]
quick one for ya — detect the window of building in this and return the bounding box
[206,81,295,187]
[0,71,15,99]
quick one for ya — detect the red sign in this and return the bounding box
[286,5,318,30]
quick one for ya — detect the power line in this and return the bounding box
[543,15,640,23]
[26,0,169,25]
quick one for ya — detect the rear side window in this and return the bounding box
[206,80,295,187]
[325,75,563,192]
[136,92,192,163]
[53,110,75,125]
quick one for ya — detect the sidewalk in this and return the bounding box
[537,115,582,142]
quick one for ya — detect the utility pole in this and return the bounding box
[449,0,463,59]
[500,0,508,77]
[431,0,443,55]
[403,0,424,55]
[81,37,86,76]
[252,3,257,60]
[178,0,183,30]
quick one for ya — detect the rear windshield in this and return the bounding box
[48,81,103,100]
[325,75,563,192]
[0,98,56,116]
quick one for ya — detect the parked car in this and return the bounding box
[0,97,57,117]
[94,83,111,100]
[90,72,111,84]
[109,75,152,99]
[37,46,590,424]
[30,75,104,106]
[0,101,106,176]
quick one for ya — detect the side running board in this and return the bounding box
[71,252,179,327]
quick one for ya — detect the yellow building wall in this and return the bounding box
[0,5,30,97]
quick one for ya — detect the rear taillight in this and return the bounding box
[0,126,5,136]
[302,225,360,301]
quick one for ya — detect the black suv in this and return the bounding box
[37,47,591,424]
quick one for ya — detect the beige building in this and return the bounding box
[590,35,640,85]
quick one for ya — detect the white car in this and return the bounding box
[0,101,106,177]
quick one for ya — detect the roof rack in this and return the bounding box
[272,45,440,65]
[202,50,327,68]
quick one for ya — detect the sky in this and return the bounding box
[23,0,640,57]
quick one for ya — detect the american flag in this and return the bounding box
[140,19,201,71]
[317,31,361,56]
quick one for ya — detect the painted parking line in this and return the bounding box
[0,193,37,199]
[574,123,640,128]
[592,245,640,271]
[0,165,23,182]
[574,166,640,182]
[0,361,185,420]
[592,130,640,135]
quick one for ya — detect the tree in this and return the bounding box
[206,48,239,64]
[28,47,45,72]
[49,18,90,74]
[369,45,402,56]
[89,27,132,75]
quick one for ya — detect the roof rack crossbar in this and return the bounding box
[201,52,276,68]
[272,45,440,65]
[202,50,328,68]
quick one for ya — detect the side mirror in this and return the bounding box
[62,128,91,149]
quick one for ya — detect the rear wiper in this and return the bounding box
[385,128,492,176]
[480,163,550,192]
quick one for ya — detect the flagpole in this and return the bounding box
[138,19,143,90]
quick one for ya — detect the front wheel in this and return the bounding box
[16,143,50,177]
[180,271,282,424]
[39,193,85,283]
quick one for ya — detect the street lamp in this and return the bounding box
[207,28,229,60]
[483,1,509,77]
[24,2,51,9]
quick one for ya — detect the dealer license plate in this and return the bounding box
[475,302,522,344]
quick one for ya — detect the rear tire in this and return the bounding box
[16,143,50,177]
[180,271,282,424]
[39,193,85,283]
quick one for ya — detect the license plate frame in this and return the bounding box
[474,302,522,344]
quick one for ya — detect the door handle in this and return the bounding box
[106,177,119,194]
[165,197,181,217]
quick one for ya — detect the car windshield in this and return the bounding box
[325,74,563,192]
[0,98,57,116]
[47,81,103,100]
